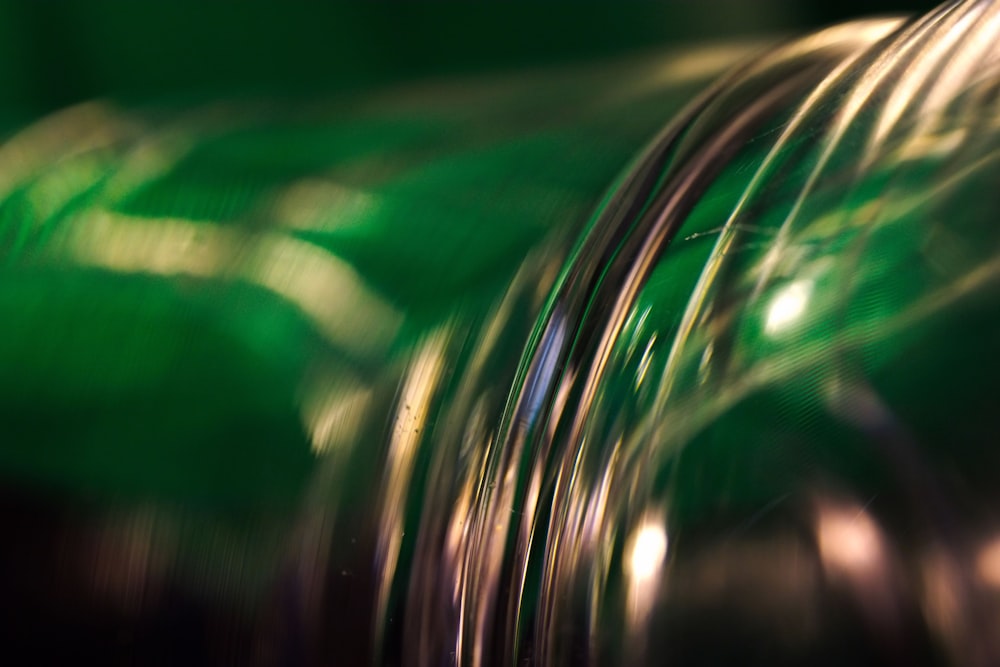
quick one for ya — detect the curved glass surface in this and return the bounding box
[518,2,1000,665]
[2,1,1000,665]
[0,38,757,665]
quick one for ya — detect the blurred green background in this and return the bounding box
[0,1,939,131]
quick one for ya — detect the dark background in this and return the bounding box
[0,1,941,128]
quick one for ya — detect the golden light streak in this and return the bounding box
[57,210,402,359]
[374,329,449,649]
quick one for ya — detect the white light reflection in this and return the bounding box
[625,305,651,361]
[764,280,812,335]
[624,513,668,630]
[976,536,1000,587]
[600,43,766,107]
[58,211,401,360]
[635,334,656,389]
[655,43,769,87]
[817,505,883,573]
[301,381,372,456]
[627,521,668,581]
[0,101,141,201]
[272,178,378,232]
[292,375,374,632]
[816,501,902,636]
[374,329,449,650]
[25,155,106,224]
[869,3,977,152]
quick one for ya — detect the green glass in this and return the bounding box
[1,1,1000,665]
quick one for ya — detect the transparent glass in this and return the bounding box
[2,1,1000,665]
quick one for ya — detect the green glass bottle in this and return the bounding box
[1,1,999,665]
